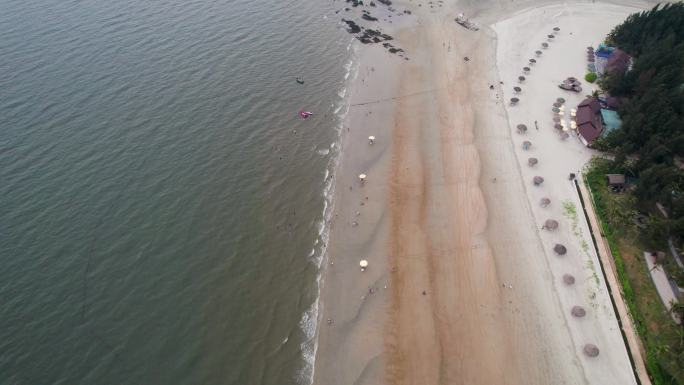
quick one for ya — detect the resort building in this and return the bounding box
[606,49,630,75]
[594,44,631,76]
[576,97,623,146]
[576,98,603,145]
[606,173,626,188]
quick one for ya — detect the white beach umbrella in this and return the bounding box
[359,173,367,181]
[359,260,369,270]
[368,135,375,144]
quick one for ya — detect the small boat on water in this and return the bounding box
[296,77,305,84]
[299,110,313,119]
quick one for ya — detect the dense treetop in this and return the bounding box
[599,2,684,240]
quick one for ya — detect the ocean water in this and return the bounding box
[0,0,354,383]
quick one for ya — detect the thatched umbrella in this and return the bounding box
[540,197,551,207]
[560,132,570,140]
[553,116,561,123]
[552,107,560,114]
[514,86,522,93]
[563,274,575,285]
[554,123,563,130]
[556,97,566,103]
[553,243,567,255]
[510,97,519,105]
[571,306,586,317]
[535,50,542,57]
[583,344,600,357]
[533,176,544,185]
[518,75,526,82]
[523,66,531,73]
[544,219,559,230]
[529,58,537,64]
[553,27,560,32]
[528,157,538,166]
[547,34,555,39]
[541,42,549,49]
[553,102,562,108]
[517,124,527,133]
[522,140,532,150]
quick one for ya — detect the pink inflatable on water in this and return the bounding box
[299,110,313,119]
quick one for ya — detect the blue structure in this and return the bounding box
[595,44,616,74]
[595,44,615,58]
[600,109,622,137]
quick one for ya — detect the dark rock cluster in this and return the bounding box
[358,28,392,44]
[361,11,378,21]
[342,19,362,34]
[338,0,409,59]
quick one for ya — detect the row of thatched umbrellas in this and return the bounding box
[587,46,597,74]
[535,171,597,356]
[510,27,560,105]
[518,75,599,356]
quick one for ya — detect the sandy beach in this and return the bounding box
[314,1,654,384]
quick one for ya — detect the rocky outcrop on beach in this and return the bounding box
[361,11,378,21]
[342,19,362,33]
[337,0,410,59]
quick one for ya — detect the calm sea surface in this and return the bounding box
[0,0,353,383]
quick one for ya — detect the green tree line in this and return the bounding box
[598,2,684,244]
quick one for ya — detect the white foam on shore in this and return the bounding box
[296,40,358,385]
[337,87,347,98]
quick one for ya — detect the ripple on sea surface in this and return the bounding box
[0,0,352,383]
